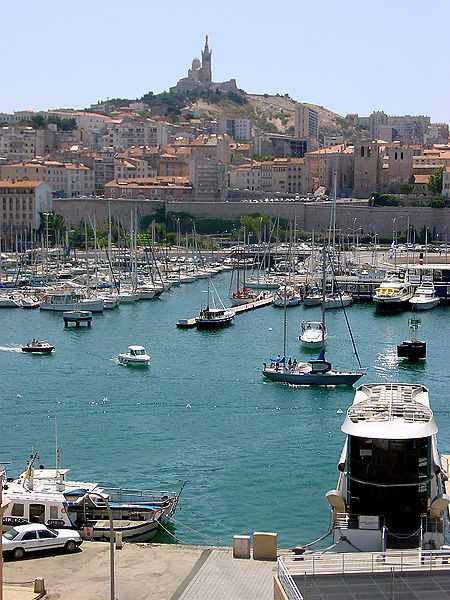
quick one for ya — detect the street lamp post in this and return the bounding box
[0,465,11,600]
[66,491,115,600]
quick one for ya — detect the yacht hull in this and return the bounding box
[195,317,234,329]
[262,368,362,386]
[373,298,411,313]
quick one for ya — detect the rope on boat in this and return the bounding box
[169,517,228,545]
[157,520,188,544]
[326,248,364,370]
[302,528,332,548]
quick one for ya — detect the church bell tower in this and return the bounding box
[201,35,212,87]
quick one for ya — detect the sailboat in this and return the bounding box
[195,278,235,329]
[229,230,258,306]
[263,246,365,386]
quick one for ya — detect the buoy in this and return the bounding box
[17,393,22,398]
[186,403,192,409]
[336,408,343,415]
[269,327,273,331]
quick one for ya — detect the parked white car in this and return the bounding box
[3,523,82,560]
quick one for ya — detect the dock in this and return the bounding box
[176,295,273,328]
[63,310,93,328]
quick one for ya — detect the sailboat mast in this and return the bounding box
[322,245,326,338]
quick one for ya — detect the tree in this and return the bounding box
[428,167,444,195]
[30,114,47,129]
[398,183,413,195]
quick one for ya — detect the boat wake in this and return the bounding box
[0,345,22,353]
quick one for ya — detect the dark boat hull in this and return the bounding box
[195,318,234,329]
[22,346,54,354]
[262,368,363,386]
[397,340,426,361]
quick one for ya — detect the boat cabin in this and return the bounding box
[128,346,146,356]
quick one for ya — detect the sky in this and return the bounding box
[1,0,449,122]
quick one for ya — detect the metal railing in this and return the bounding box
[278,556,304,600]
[280,548,450,577]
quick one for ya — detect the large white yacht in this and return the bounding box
[409,281,439,310]
[326,383,450,552]
[373,275,414,312]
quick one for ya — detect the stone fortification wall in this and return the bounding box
[54,197,450,238]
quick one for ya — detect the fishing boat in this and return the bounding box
[299,321,327,348]
[1,454,183,543]
[263,246,365,386]
[118,345,150,366]
[326,383,449,551]
[195,279,235,329]
[22,340,55,354]
[373,274,414,313]
[40,291,104,313]
[409,281,439,310]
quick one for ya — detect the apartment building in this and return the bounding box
[0,127,36,162]
[294,104,319,140]
[114,157,151,180]
[0,161,95,197]
[229,157,307,195]
[219,118,252,141]
[104,177,193,200]
[0,180,52,248]
[105,118,168,149]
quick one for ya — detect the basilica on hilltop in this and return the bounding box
[170,36,238,94]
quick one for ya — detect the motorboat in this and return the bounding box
[0,294,22,308]
[373,275,414,313]
[195,278,235,329]
[326,383,449,552]
[299,321,327,348]
[323,293,353,309]
[20,296,41,309]
[262,349,364,386]
[303,288,322,306]
[273,284,301,307]
[22,340,55,354]
[40,291,104,313]
[1,455,182,543]
[118,345,150,366]
[409,281,439,310]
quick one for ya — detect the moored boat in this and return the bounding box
[326,383,449,552]
[373,275,414,313]
[409,281,439,310]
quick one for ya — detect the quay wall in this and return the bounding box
[54,198,450,238]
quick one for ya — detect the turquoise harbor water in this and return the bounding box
[1,272,450,548]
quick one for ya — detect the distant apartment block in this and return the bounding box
[254,133,309,158]
[219,118,252,141]
[294,104,319,140]
[104,177,193,200]
[0,180,52,248]
[355,111,432,144]
[105,118,168,149]
[0,160,95,197]
[229,157,307,195]
[0,127,37,162]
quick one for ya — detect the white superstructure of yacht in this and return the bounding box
[409,281,439,310]
[326,383,449,552]
[373,275,414,312]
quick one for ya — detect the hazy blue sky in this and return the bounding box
[2,0,449,121]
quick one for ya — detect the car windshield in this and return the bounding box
[49,528,58,536]
[3,528,19,540]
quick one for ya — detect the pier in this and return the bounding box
[63,310,93,328]
[176,295,273,328]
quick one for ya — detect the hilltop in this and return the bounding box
[96,88,366,140]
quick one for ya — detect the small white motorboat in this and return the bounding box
[118,345,150,366]
[409,282,439,310]
[22,339,55,354]
[299,321,327,348]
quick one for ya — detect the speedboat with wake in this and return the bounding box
[22,340,55,354]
